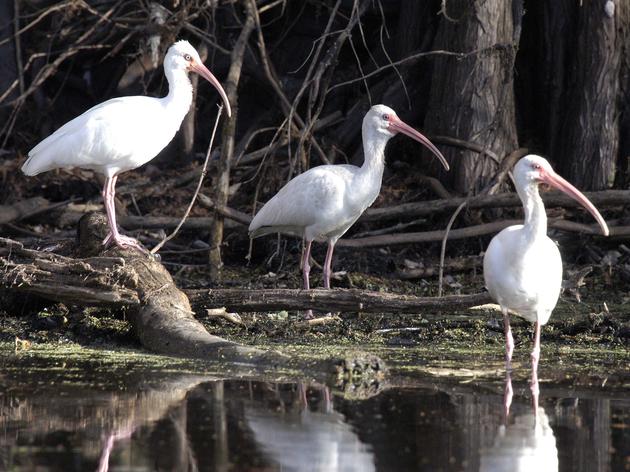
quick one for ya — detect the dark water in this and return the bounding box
[0,345,628,472]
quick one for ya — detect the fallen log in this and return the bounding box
[0,196,76,224]
[185,288,492,314]
[0,214,386,380]
[397,256,483,279]
[361,189,630,222]
[0,221,269,362]
[339,220,627,248]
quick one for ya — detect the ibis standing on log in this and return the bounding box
[22,40,231,253]
[483,155,609,376]
[249,104,449,291]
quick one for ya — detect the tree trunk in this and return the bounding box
[424,0,519,194]
[619,0,630,188]
[208,0,256,279]
[554,0,625,190]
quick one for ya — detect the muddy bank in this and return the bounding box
[2,262,627,360]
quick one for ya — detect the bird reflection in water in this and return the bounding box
[92,379,372,472]
[246,382,375,472]
[480,369,558,472]
[96,427,134,472]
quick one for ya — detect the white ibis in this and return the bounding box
[481,369,558,472]
[483,155,609,373]
[249,104,449,291]
[21,40,231,253]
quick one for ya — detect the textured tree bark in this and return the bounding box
[620,0,630,188]
[553,0,626,190]
[522,0,575,159]
[424,0,519,194]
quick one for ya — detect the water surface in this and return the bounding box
[0,343,628,471]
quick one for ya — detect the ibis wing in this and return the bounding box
[249,166,353,237]
[23,97,174,176]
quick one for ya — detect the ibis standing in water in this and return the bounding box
[22,40,231,253]
[249,104,449,291]
[483,155,609,375]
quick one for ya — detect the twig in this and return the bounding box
[0,0,77,48]
[353,217,427,238]
[327,45,504,93]
[249,0,330,166]
[431,135,500,166]
[151,105,223,254]
[13,0,24,96]
[438,200,468,297]
[293,0,369,172]
[439,0,460,23]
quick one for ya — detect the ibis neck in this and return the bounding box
[162,67,194,124]
[359,129,389,180]
[518,183,548,241]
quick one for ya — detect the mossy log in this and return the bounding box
[0,213,386,382]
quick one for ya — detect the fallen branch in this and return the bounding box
[119,215,215,230]
[361,189,630,222]
[185,288,492,314]
[197,193,251,225]
[397,256,483,279]
[0,197,49,224]
[340,220,625,248]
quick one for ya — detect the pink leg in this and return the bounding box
[297,382,308,408]
[322,386,332,413]
[502,308,514,367]
[97,426,134,472]
[301,240,312,290]
[531,363,540,425]
[530,320,541,406]
[531,320,541,370]
[503,368,513,425]
[323,241,335,289]
[301,240,313,318]
[102,176,147,253]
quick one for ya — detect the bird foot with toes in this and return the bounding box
[103,232,149,254]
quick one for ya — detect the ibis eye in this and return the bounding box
[532,164,541,170]
[184,54,192,61]
[382,113,390,121]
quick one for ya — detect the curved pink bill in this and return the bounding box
[190,61,232,117]
[389,117,449,171]
[540,169,609,236]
